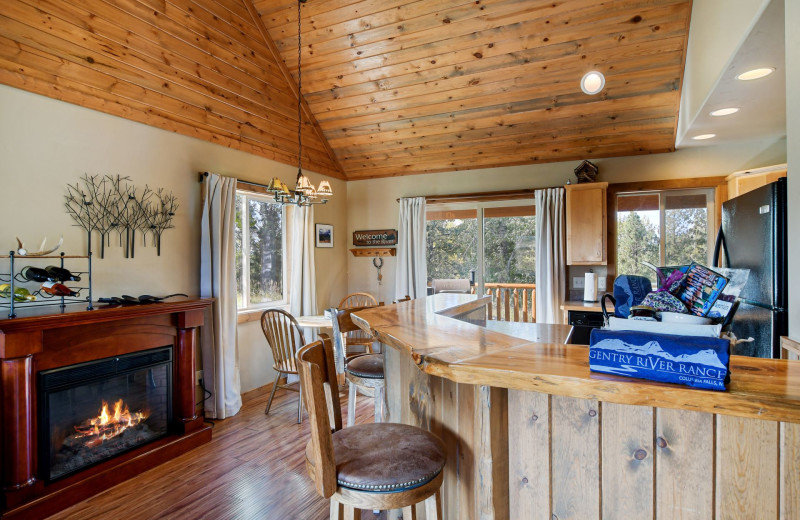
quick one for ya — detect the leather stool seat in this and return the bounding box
[306,423,446,492]
[345,354,384,379]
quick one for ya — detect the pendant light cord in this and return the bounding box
[296,0,303,178]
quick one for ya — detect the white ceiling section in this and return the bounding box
[678,0,786,147]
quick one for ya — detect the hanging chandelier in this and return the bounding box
[266,0,332,207]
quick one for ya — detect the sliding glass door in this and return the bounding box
[426,200,536,321]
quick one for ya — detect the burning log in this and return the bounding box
[72,399,148,448]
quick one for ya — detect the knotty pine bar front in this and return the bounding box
[351,294,800,520]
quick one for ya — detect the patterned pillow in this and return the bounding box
[641,291,688,314]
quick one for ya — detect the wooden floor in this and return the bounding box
[48,384,382,520]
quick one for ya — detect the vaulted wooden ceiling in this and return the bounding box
[0,0,692,181]
[257,0,692,179]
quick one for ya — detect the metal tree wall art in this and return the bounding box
[65,174,178,258]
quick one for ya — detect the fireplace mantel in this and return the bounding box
[0,298,214,519]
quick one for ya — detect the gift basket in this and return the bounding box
[591,263,749,390]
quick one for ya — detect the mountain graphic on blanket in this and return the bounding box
[589,329,730,390]
[592,338,726,369]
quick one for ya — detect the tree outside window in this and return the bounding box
[235,192,285,309]
[425,205,535,285]
[616,189,714,285]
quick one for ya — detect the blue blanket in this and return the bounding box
[589,329,730,391]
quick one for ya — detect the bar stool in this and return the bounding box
[297,335,444,519]
[330,307,385,426]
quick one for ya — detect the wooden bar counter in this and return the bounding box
[352,294,800,520]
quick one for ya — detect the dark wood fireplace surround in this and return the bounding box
[0,299,214,519]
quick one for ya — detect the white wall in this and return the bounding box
[0,84,349,394]
[785,0,799,338]
[678,0,770,142]
[346,138,786,303]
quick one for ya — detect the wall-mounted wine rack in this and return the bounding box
[0,251,93,318]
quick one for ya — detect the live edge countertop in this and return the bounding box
[351,294,800,424]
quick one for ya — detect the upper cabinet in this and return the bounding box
[726,164,787,199]
[565,182,608,265]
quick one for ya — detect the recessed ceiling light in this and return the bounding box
[580,71,605,95]
[736,68,775,81]
[692,134,716,140]
[710,107,739,117]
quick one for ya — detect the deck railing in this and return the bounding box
[471,283,536,322]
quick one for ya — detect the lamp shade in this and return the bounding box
[266,177,283,192]
[295,172,314,194]
[317,180,333,197]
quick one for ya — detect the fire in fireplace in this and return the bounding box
[74,399,148,447]
[38,347,173,481]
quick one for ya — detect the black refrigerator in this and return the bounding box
[715,178,787,358]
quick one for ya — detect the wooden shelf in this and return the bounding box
[350,248,396,257]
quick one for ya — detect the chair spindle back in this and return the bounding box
[339,292,378,309]
[260,309,306,373]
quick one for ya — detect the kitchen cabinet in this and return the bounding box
[565,182,607,265]
[726,163,786,199]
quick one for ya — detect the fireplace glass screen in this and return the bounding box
[39,347,172,481]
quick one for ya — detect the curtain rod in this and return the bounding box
[396,187,557,204]
[198,172,273,192]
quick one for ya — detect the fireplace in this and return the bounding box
[0,299,213,520]
[38,347,173,481]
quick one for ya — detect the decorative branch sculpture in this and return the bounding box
[65,176,98,255]
[64,174,178,258]
[146,188,178,256]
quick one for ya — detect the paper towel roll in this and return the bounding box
[583,272,597,302]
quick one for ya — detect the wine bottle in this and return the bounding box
[45,266,81,282]
[41,281,78,297]
[0,284,36,302]
[20,266,51,282]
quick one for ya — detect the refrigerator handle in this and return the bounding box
[712,225,729,268]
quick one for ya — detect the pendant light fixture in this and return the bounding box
[267,0,333,207]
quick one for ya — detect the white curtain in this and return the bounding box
[535,188,566,324]
[396,197,428,299]
[286,204,317,318]
[200,173,242,419]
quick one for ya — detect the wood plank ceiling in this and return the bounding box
[256,0,693,179]
[0,0,344,178]
[0,0,692,181]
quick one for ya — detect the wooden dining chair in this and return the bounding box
[330,307,385,426]
[297,335,445,519]
[260,309,306,423]
[338,293,378,355]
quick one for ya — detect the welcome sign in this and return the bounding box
[353,229,398,246]
[589,329,730,391]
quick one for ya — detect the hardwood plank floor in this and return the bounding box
[47,384,383,520]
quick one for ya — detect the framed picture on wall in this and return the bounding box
[315,223,333,248]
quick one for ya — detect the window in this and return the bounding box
[426,203,536,286]
[235,191,285,310]
[616,188,715,284]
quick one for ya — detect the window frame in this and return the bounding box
[235,189,288,314]
[425,198,536,295]
[615,187,716,270]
